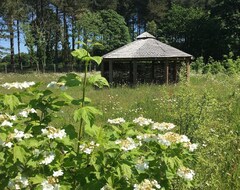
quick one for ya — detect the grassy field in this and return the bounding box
[0,72,240,189]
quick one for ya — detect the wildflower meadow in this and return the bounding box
[0,49,239,190]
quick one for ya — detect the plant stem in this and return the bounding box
[74,61,88,189]
[76,61,88,153]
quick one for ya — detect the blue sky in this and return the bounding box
[0,35,28,55]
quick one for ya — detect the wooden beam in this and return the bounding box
[133,62,137,85]
[109,61,113,83]
[165,61,169,84]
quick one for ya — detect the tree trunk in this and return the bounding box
[72,16,75,51]
[54,5,59,67]
[63,7,69,71]
[9,18,15,72]
[17,20,22,71]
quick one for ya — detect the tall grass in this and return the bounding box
[0,72,239,189]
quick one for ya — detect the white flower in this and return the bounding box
[47,81,67,91]
[1,120,13,127]
[2,141,13,148]
[41,126,66,140]
[47,81,57,88]
[79,141,99,154]
[41,179,60,190]
[13,129,25,141]
[40,153,55,165]
[19,108,37,118]
[12,129,33,141]
[189,143,198,152]
[1,81,35,89]
[180,135,190,143]
[133,117,153,126]
[8,175,29,189]
[152,122,175,131]
[115,137,138,151]
[177,167,195,181]
[134,179,161,190]
[135,161,149,171]
[53,170,64,177]
[107,118,125,125]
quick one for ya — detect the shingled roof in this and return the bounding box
[103,32,192,60]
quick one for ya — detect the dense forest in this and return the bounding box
[0,0,239,72]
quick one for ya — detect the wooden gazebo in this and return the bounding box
[101,32,192,84]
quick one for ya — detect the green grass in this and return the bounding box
[0,72,240,189]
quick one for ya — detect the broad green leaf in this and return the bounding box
[89,56,103,65]
[61,92,74,101]
[73,106,102,126]
[3,94,20,111]
[121,164,132,178]
[71,49,88,60]
[29,175,45,185]
[88,75,109,88]
[58,73,82,87]
[13,146,27,163]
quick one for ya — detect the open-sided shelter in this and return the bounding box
[102,32,192,84]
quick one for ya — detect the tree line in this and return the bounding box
[0,0,239,72]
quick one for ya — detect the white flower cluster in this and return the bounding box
[133,117,153,126]
[135,159,149,171]
[19,108,37,117]
[12,129,33,141]
[137,132,197,152]
[79,141,99,154]
[0,114,16,128]
[0,114,17,121]
[115,137,138,151]
[1,120,13,127]
[8,175,29,190]
[107,117,125,125]
[40,152,55,165]
[152,122,175,131]
[41,126,66,139]
[47,81,67,91]
[1,141,13,148]
[41,170,63,190]
[177,167,195,181]
[134,179,161,190]
[1,81,35,89]
[158,132,190,147]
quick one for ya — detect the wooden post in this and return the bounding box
[186,59,190,82]
[133,62,137,85]
[109,61,113,83]
[151,61,155,83]
[174,62,178,83]
[165,61,169,84]
[101,61,104,77]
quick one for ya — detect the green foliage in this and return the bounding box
[192,54,240,75]
[99,9,131,52]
